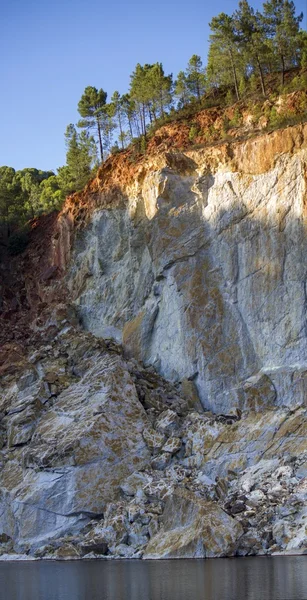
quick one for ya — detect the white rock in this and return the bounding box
[68,139,307,412]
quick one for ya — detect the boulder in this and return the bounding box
[144,488,243,558]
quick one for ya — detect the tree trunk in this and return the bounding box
[128,116,133,140]
[256,55,266,96]
[134,113,141,138]
[152,106,158,122]
[97,120,104,162]
[160,89,165,117]
[229,49,240,101]
[137,108,143,137]
[196,79,201,103]
[118,113,124,149]
[281,55,285,87]
[142,104,146,138]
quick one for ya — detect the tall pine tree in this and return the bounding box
[235,0,269,96]
[59,124,97,194]
[77,86,107,162]
[186,55,206,102]
[208,14,242,100]
[262,0,303,85]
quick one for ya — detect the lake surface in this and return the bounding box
[0,556,306,600]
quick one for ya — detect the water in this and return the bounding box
[0,556,306,600]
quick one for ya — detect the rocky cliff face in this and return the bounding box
[0,120,306,560]
[68,123,307,413]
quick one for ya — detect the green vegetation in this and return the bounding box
[58,125,98,196]
[0,123,98,240]
[0,166,60,238]
[77,87,107,162]
[59,0,307,161]
[0,0,306,240]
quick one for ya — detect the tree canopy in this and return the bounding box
[77,86,107,162]
[0,0,305,236]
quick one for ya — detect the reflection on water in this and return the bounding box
[0,556,306,600]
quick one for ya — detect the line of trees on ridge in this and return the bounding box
[0,0,306,246]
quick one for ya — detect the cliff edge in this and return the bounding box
[0,110,306,559]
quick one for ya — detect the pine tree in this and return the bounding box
[298,30,307,68]
[0,167,19,236]
[262,0,303,86]
[208,13,242,101]
[235,0,269,96]
[19,172,40,218]
[146,63,173,119]
[174,71,189,107]
[12,168,55,220]
[186,55,206,103]
[129,62,173,136]
[130,64,150,136]
[111,91,125,148]
[60,124,97,194]
[121,94,137,140]
[101,104,117,155]
[38,176,64,212]
[77,86,107,162]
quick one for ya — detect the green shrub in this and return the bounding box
[268,106,281,127]
[140,135,147,154]
[249,102,263,124]
[267,106,304,130]
[249,73,258,92]
[110,143,120,155]
[128,136,146,161]
[239,77,247,98]
[203,124,219,143]
[222,115,231,133]
[298,92,307,111]
[189,123,200,141]
[225,89,234,106]
[284,73,307,93]
[229,106,242,127]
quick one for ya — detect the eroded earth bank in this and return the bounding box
[0,117,306,559]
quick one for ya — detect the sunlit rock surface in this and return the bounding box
[68,124,307,412]
[144,489,243,559]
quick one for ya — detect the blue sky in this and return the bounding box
[1,0,306,172]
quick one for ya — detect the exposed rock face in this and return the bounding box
[144,490,243,559]
[0,317,305,559]
[0,325,151,553]
[0,121,307,560]
[67,124,307,412]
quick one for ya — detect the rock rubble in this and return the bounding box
[0,311,305,559]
